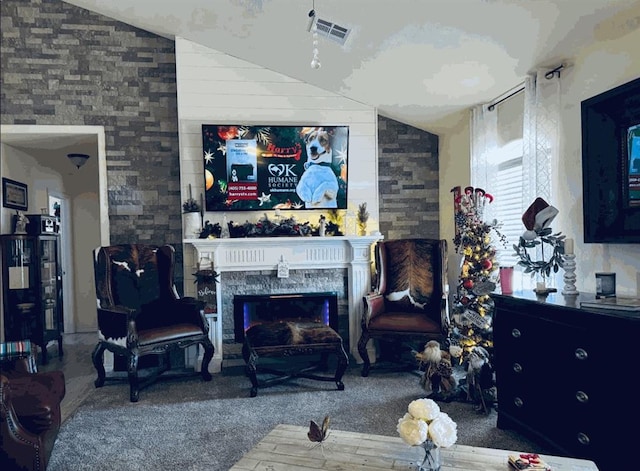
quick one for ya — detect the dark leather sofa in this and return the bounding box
[1,362,66,471]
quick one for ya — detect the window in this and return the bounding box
[473,72,561,291]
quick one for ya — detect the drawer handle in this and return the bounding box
[513,363,523,373]
[577,433,590,446]
[576,391,589,403]
[575,348,588,360]
[511,328,521,338]
[514,397,523,408]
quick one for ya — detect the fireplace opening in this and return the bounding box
[233,292,339,343]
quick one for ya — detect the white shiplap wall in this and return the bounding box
[175,37,379,292]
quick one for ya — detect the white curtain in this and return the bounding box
[522,69,563,287]
[470,104,499,222]
[522,70,562,206]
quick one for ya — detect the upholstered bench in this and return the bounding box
[242,321,349,397]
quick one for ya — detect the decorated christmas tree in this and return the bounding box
[449,186,507,363]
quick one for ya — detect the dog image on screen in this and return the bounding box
[296,127,339,208]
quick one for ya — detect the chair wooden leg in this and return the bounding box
[200,339,214,381]
[92,342,107,388]
[335,344,349,391]
[128,350,140,403]
[358,332,371,377]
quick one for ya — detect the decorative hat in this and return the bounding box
[521,197,558,240]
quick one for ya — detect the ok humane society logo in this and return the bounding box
[268,163,299,192]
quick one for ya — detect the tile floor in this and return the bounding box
[39,332,97,423]
[37,332,220,422]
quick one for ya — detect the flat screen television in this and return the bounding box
[581,77,640,243]
[202,125,349,211]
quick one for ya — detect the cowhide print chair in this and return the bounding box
[92,244,214,402]
[358,238,449,376]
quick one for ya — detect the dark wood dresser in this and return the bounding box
[493,292,640,471]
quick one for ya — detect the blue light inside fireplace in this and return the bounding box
[321,299,330,325]
[243,303,251,333]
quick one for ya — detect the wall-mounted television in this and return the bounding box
[581,77,640,243]
[202,125,348,211]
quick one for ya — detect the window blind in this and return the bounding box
[494,156,523,267]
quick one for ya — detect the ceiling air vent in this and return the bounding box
[313,18,350,46]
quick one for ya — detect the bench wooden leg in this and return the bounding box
[243,341,259,397]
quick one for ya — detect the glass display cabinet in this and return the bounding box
[1,234,64,364]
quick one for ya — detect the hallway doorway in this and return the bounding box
[0,124,109,334]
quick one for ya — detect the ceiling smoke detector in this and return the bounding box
[309,17,350,46]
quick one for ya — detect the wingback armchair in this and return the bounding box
[92,244,214,402]
[357,238,450,376]
[1,360,66,471]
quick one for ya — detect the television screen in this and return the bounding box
[202,125,349,211]
[581,76,640,243]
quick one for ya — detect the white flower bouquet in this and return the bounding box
[397,398,458,448]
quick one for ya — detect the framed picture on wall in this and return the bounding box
[2,178,28,211]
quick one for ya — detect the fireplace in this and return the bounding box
[233,292,339,343]
[184,235,382,372]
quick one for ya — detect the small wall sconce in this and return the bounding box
[67,153,90,169]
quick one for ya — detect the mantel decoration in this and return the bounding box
[450,186,507,365]
[183,184,201,213]
[198,210,346,239]
[513,197,566,294]
[183,184,203,238]
[229,213,314,237]
[397,398,457,471]
[356,202,369,236]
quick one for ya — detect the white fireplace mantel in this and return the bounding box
[184,235,382,371]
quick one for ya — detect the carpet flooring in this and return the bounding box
[47,362,549,471]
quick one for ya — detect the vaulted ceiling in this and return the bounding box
[62,0,639,132]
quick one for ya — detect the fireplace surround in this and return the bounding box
[184,235,382,372]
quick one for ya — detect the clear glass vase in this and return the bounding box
[417,440,441,471]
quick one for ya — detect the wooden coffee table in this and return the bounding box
[229,424,599,470]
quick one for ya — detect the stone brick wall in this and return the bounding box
[0,0,184,278]
[378,115,440,240]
